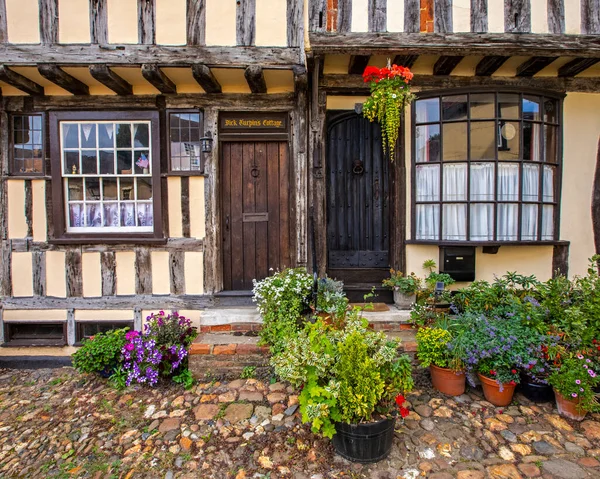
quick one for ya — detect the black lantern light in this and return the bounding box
[200,131,213,153]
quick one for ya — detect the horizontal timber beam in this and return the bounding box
[1,295,214,310]
[309,32,600,57]
[0,65,44,95]
[89,64,133,95]
[37,65,90,95]
[0,45,302,67]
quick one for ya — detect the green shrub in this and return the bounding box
[416,327,453,369]
[72,328,128,375]
[382,270,421,295]
[315,277,348,320]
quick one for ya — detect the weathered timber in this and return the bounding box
[337,0,352,33]
[433,56,464,75]
[348,55,370,75]
[37,65,90,95]
[471,0,488,32]
[32,251,45,296]
[135,248,152,294]
[187,0,206,46]
[393,55,419,68]
[369,0,387,32]
[294,77,308,265]
[236,0,256,46]
[181,176,190,238]
[100,251,116,296]
[89,65,133,95]
[404,0,420,33]
[582,0,600,34]
[558,58,600,77]
[89,0,108,44]
[141,64,177,94]
[24,180,33,238]
[0,45,302,67]
[202,107,219,294]
[2,295,214,310]
[0,66,44,96]
[170,251,185,295]
[434,0,453,32]
[66,309,75,346]
[552,244,569,277]
[244,65,267,94]
[0,0,7,43]
[65,249,82,297]
[516,56,558,77]
[191,64,222,94]
[309,0,327,32]
[138,0,156,44]
[594,137,600,258]
[44,178,53,239]
[309,32,600,57]
[287,0,304,45]
[1,241,11,296]
[547,0,565,33]
[505,0,531,32]
[475,56,510,76]
[8,237,205,253]
[39,0,58,44]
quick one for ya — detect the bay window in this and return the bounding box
[412,91,561,243]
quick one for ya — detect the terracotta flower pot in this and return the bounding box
[478,373,516,407]
[554,389,587,421]
[430,364,466,396]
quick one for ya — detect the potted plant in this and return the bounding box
[314,277,349,327]
[382,270,420,309]
[548,353,600,421]
[271,308,413,463]
[416,324,466,396]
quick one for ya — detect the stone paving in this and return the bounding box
[1,368,600,478]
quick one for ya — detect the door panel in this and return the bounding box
[221,141,290,290]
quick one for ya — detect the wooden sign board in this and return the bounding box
[219,112,288,135]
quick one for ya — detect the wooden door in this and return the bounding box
[326,112,390,270]
[221,141,290,290]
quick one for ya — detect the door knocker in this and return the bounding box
[251,167,260,178]
[352,159,364,175]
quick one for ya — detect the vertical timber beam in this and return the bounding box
[203,107,220,293]
[434,0,452,32]
[288,0,305,46]
[66,249,83,297]
[170,251,185,295]
[337,0,352,32]
[592,138,600,258]
[135,248,152,294]
[236,0,256,46]
[32,251,46,296]
[369,0,387,32]
[187,0,206,45]
[505,0,531,33]
[138,0,156,44]
[294,69,308,266]
[547,0,565,33]
[101,251,116,296]
[0,0,7,43]
[405,0,420,32]
[471,0,487,32]
[90,0,108,44]
[582,0,600,34]
[0,108,10,298]
[39,0,58,44]
[181,176,191,238]
[310,0,328,32]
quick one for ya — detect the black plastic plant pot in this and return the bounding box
[332,416,396,463]
[519,374,555,403]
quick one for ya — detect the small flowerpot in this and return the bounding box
[519,374,554,403]
[478,373,516,407]
[393,290,416,310]
[332,416,396,463]
[430,364,466,396]
[554,389,588,421]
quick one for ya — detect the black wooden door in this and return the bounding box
[326,112,389,269]
[221,141,291,290]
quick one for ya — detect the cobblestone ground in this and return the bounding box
[1,368,600,479]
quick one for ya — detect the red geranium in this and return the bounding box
[362,64,413,84]
[395,394,410,418]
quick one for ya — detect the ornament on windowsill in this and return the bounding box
[362,59,415,161]
[136,153,150,175]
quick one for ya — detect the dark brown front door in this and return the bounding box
[221,141,291,290]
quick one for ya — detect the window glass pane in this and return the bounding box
[69,203,84,227]
[415,124,440,162]
[134,151,150,174]
[442,122,467,161]
[544,98,558,123]
[498,94,520,119]
[117,151,132,174]
[103,203,119,226]
[545,125,558,163]
[85,204,102,227]
[85,178,101,201]
[522,164,539,201]
[498,121,520,161]
[64,151,80,175]
[497,203,518,240]
[116,124,132,148]
[81,150,97,174]
[470,93,495,119]
[103,178,118,200]
[497,163,519,201]
[98,124,115,148]
[415,165,440,201]
[137,203,154,227]
[137,178,153,200]
[442,204,466,240]
[523,123,541,161]
[80,124,96,148]
[415,98,440,123]
[523,95,541,121]
[68,178,83,201]
[443,163,467,201]
[120,203,136,227]
[470,121,495,160]
[543,165,555,202]
[119,178,134,201]
[521,204,538,240]
[133,123,150,148]
[542,205,554,240]
[170,113,181,127]
[442,95,467,121]
[62,124,79,148]
[470,162,494,201]
[470,204,494,241]
[416,204,440,239]
[99,150,115,174]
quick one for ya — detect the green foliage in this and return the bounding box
[108,365,128,391]
[145,311,198,348]
[315,277,348,320]
[422,259,437,274]
[416,327,455,369]
[240,366,256,379]
[172,368,195,390]
[382,270,421,295]
[252,268,313,354]
[72,328,128,374]
[548,354,600,412]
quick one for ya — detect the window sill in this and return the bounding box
[2,339,67,347]
[49,236,167,246]
[405,240,570,247]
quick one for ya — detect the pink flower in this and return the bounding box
[125,331,140,341]
[576,379,581,384]
[589,370,597,378]
[581,388,585,392]
[577,354,584,360]
[125,343,135,351]
[572,393,578,398]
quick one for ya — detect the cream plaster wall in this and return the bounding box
[387,0,404,32]
[58,0,91,43]
[205,0,236,46]
[7,180,27,239]
[487,0,504,33]
[46,252,67,298]
[561,93,600,277]
[11,252,33,297]
[32,180,47,242]
[168,177,183,238]
[177,309,202,329]
[189,177,205,239]
[75,310,133,320]
[6,0,40,43]
[452,0,471,32]
[565,0,581,34]
[82,252,102,297]
[107,0,138,44]
[264,70,295,93]
[151,251,170,295]
[530,0,549,34]
[351,0,369,32]
[156,0,186,45]
[4,309,67,320]
[326,95,368,110]
[115,251,136,295]
[211,69,251,94]
[255,0,287,46]
[184,252,204,294]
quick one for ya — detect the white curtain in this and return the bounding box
[103,204,120,227]
[522,204,538,240]
[416,204,440,240]
[86,204,102,227]
[498,163,519,201]
[542,205,554,240]
[522,164,539,201]
[415,125,437,163]
[137,203,154,227]
[69,204,83,227]
[443,204,466,240]
[497,204,518,240]
[471,204,494,240]
[443,164,467,201]
[543,166,554,202]
[528,124,541,161]
[120,203,136,227]
[415,164,440,201]
[470,162,494,201]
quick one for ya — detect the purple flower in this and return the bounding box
[589,370,597,378]
[572,393,578,398]
[125,330,140,341]
[125,343,134,351]
[576,379,581,384]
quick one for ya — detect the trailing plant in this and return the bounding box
[362,63,415,160]
[548,353,600,412]
[382,270,421,295]
[72,328,129,375]
[252,268,313,354]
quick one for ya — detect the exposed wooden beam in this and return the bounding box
[475,56,510,76]
[191,64,222,93]
[39,0,58,44]
[37,65,89,95]
[90,0,108,44]
[434,0,452,33]
[0,65,44,95]
[287,0,304,47]
[516,56,558,77]
[471,0,487,32]
[236,0,255,46]
[141,64,176,94]
[548,0,565,34]
[309,0,327,33]
[504,0,531,33]
[393,55,418,68]
[186,0,206,46]
[404,0,420,33]
[558,58,600,77]
[244,65,267,94]
[433,56,464,75]
[369,0,387,32]
[348,55,371,75]
[89,65,133,95]
[337,0,352,33]
[0,0,7,43]
[582,0,600,34]
[138,0,156,44]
